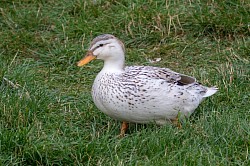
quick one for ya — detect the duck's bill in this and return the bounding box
[77,51,96,67]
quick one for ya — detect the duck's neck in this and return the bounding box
[101,56,125,74]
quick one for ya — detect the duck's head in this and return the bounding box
[77,34,125,70]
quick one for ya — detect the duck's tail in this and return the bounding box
[203,87,218,98]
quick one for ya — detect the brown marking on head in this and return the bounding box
[89,34,125,53]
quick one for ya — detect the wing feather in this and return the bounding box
[124,66,196,85]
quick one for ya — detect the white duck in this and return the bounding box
[77,34,218,136]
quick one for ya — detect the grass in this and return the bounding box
[0,0,249,165]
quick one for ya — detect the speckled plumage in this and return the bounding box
[78,34,218,126]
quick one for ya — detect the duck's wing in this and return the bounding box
[124,66,196,85]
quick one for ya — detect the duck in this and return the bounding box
[77,34,218,136]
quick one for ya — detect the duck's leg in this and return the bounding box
[171,116,182,129]
[119,121,128,137]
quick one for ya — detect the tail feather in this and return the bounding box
[203,87,218,98]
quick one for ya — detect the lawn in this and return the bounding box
[0,0,249,165]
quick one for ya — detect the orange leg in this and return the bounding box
[119,121,128,137]
[171,116,182,129]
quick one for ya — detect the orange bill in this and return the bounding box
[77,51,96,67]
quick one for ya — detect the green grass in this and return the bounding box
[0,0,249,165]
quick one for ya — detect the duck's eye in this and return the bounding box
[99,44,104,47]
